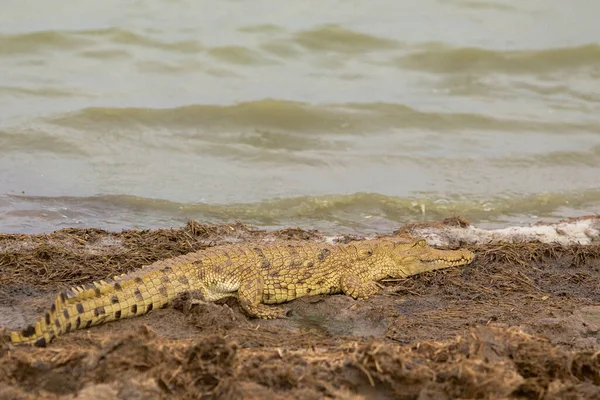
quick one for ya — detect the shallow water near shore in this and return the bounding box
[1,0,600,233]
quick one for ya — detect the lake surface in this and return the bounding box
[1,0,600,234]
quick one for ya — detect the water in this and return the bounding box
[1,0,600,234]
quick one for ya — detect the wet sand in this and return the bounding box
[1,219,599,399]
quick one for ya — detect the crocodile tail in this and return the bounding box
[10,267,192,347]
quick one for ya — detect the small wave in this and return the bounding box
[259,40,302,58]
[0,85,84,98]
[0,31,92,55]
[0,128,83,155]
[79,49,131,60]
[47,100,352,133]
[494,146,600,167]
[79,27,203,53]
[207,46,277,66]
[518,82,600,104]
[0,27,202,57]
[46,99,594,135]
[397,43,600,74]
[293,24,400,54]
[442,0,518,11]
[238,24,287,35]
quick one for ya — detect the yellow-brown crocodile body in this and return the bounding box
[10,238,474,346]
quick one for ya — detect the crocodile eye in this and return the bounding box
[414,239,426,247]
[359,249,373,258]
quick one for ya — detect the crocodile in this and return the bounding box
[10,238,474,347]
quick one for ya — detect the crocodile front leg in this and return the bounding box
[340,274,380,300]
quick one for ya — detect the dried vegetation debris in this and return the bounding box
[1,325,599,399]
[0,221,266,290]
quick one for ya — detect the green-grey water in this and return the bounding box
[1,0,600,234]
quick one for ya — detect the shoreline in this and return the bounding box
[1,217,599,399]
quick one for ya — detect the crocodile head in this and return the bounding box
[384,238,474,278]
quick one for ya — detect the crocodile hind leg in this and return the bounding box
[237,274,288,319]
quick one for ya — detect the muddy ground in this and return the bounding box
[0,219,599,399]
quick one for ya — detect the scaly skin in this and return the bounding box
[10,238,474,347]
